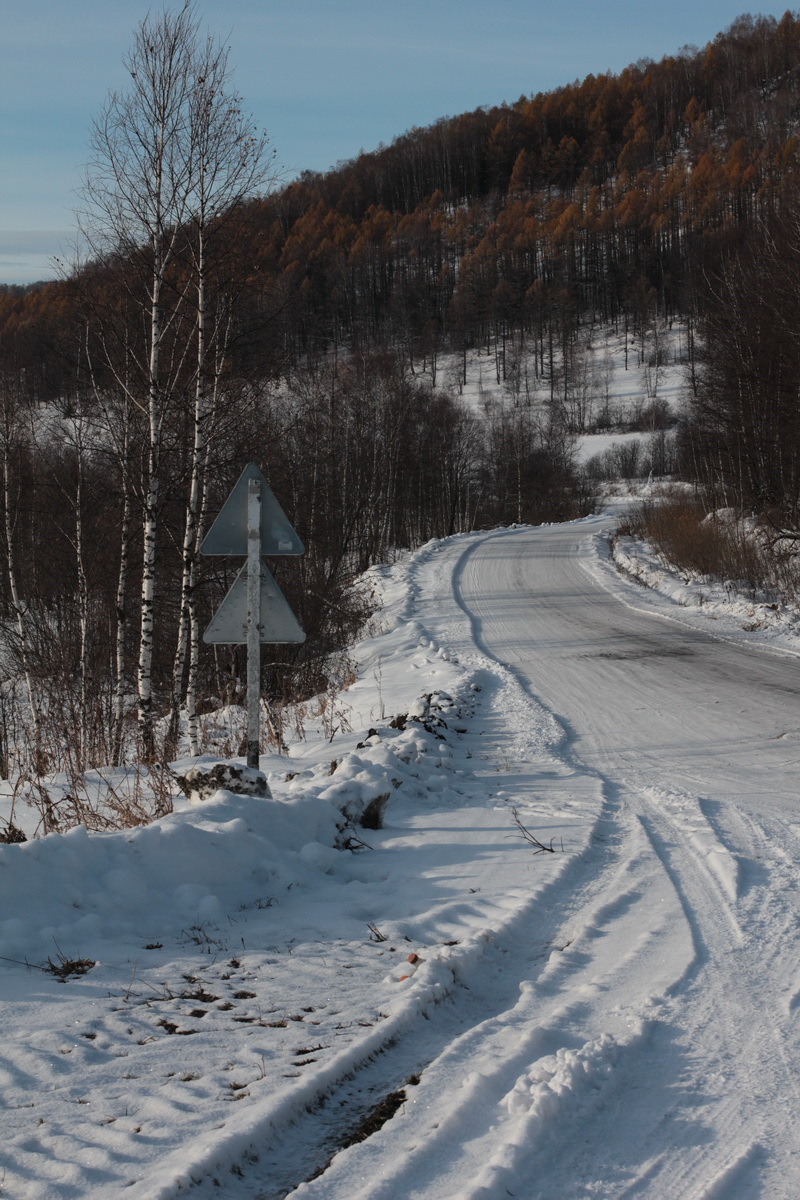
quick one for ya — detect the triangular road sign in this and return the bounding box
[203,562,306,644]
[200,463,304,556]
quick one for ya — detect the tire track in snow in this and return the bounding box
[638,786,744,956]
[272,791,700,1200]
[622,788,800,1199]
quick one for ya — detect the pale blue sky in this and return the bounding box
[0,1,784,283]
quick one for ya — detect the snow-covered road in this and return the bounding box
[297,519,800,1199]
[449,519,800,1197]
[4,517,800,1199]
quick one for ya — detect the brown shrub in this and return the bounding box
[620,496,800,601]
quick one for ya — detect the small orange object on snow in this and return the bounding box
[397,951,422,982]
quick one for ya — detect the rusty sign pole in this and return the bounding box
[246,476,262,768]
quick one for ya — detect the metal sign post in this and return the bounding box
[246,477,262,769]
[201,463,306,774]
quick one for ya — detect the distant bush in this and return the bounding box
[628,398,674,433]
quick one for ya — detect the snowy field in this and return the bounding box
[3,504,800,1198]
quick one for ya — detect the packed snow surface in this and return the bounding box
[3,510,800,1198]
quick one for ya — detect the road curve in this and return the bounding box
[456,517,800,814]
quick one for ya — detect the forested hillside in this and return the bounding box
[1,9,799,776]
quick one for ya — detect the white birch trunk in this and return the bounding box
[74,422,90,768]
[167,223,210,756]
[137,274,163,760]
[113,477,133,766]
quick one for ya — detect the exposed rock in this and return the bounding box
[175,762,271,803]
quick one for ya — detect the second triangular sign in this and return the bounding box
[203,562,306,645]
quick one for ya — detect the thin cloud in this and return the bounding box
[0,230,71,254]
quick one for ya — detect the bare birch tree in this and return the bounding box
[80,3,271,759]
[80,3,199,757]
